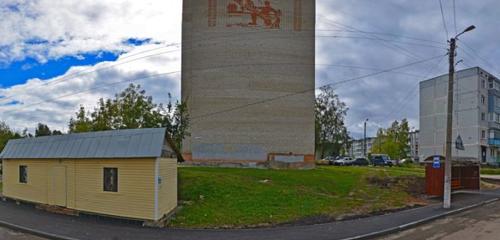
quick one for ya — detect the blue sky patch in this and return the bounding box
[124,38,152,46]
[0,51,119,88]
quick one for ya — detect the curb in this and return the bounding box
[0,197,499,240]
[342,197,500,240]
[0,220,78,240]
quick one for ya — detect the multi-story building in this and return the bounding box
[420,67,500,166]
[408,130,419,161]
[349,137,376,158]
[182,0,316,168]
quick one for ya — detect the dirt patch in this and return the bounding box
[481,180,500,190]
[366,175,426,197]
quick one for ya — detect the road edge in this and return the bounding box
[0,197,498,240]
[0,219,78,240]
[342,197,500,240]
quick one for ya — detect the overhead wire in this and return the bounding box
[190,55,445,122]
[439,0,450,39]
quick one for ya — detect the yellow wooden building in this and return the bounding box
[0,128,177,221]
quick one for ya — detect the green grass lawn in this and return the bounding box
[481,168,500,175]
[170,166,425,228]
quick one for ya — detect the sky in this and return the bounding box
[0,0,499,139]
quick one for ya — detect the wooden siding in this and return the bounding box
[1,158,178,221]
[157,158,178,218]
[2,160,51,204]
[73,159,156,220]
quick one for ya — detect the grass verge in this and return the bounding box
[169,166,426,228]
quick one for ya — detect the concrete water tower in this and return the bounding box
[182,0,316,168]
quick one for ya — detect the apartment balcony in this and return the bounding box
[489,157,500,163]
[488,138,500,147]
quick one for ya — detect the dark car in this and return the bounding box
[371,155,393,167]
[351,158,370,166]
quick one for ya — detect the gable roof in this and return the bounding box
[0,128,169,160]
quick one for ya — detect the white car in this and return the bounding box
[333,157,353,166]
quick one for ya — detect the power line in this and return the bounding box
[316,35,446,49]
[2,60,437,111]
[0,47,181,104]
[1,32,440,105]
[458,39,500,74]
[453,0,458,35]
[318,16,422,60]
[439,0,450,39]
[384,54,448,121]
[191,55,445,122]
[3,71,181,111]
[316,29,445,45]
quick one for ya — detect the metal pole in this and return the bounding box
[444,38,456,209]
[364,120,367,157]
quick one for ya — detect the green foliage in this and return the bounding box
[0,121,21,152]
[35,123,52,137]
[372,119,411,160]
[171,166,424,228]
[315,86,349,159]
[35,123,64,137]
[68,84,190,161]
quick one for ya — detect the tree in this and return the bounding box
[371,119,411,160]
[69,106,93,133]
[67,84,190,162]
[0,121,21,152]
[315,86,349,159]
[35,123,52,137]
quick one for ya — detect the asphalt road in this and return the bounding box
[0,227,46,240]
[380,200,500,240]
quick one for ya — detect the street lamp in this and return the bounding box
[443,25,476,209]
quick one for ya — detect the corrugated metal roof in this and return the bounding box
[0,128,168,159]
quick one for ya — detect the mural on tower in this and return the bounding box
[226,0,282,28]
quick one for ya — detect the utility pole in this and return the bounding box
[443,25,476,209]
[444,37,456,209]
[364,119,368,157]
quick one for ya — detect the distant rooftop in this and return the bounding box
[0,128,170,160]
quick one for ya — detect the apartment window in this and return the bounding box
[482,79,486,89]
[497,114,500,123]
[482,130,486,139]
[481,112,486,121]
[103,168,118,192]
[19,166,28,183]
[481,95,486,105]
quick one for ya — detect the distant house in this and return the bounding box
[0,128,177,221]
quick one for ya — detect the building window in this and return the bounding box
[482,130,486,139]
[481,95,486,104]
[481,112,486,121]
[19,166,28,183]
[482,79,486,88]
[103,168,118,192]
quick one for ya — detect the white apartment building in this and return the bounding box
[420,67,499,166]
[349,137,376,158]
[408,130,419,161]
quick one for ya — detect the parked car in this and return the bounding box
[399,158,414,165]
[371,154,393,167]
[319,156,336,165]
[350,157,370,166]
[333,157,353,166]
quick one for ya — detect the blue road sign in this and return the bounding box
[433,156,441,169]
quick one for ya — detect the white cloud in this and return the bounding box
[0,44,181,132]
[0,0,182,64]
[1,0,499,139]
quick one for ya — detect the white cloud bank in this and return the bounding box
[0,0,182,64]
